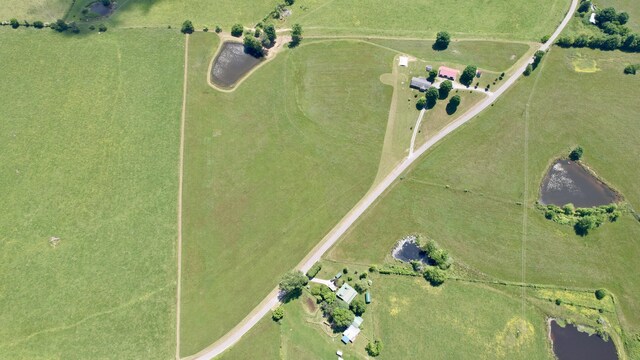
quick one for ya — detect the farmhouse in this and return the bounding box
[336,283,358,304]
[438,66,459,80]
[410,77,432,91]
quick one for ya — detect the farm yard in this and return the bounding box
[2,0,639,358]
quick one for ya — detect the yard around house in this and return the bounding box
[326,47,640,357]
[0,28,184,358]
[285,0,570,41]
[180,33,395,356]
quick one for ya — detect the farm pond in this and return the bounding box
[540,159,618,208]
[89,1,114,16]
[549,320,617,360]
[391,236,427,263]
[210,42,263,88]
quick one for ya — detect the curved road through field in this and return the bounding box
[188,0,578,358]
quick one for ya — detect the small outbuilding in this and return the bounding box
[342,325,361,343]
[336,283,358,304]
[438,66,459,80]
[365,291,371,304]
[334,272,343,279]
[410,77,432,91]
[399,56,409,67]
[589,12,597,24]
[426,65,433,71]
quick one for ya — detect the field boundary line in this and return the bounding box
[176,34,189,360]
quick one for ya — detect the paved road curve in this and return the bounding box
[188,0,578,358]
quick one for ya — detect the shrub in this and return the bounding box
[350,298,366,315]
[556,36,574,47]
[306,262,322,279]
[366,340,384,357]
[215,25,222,33]
[575,215,597,235]
[98,24,107,32]
[359,272,367,279]
[578,0,592,13]
[569,146,584,161]
[272,307,284,321]
[231,23,244,37]
[243,34,265,57]
[595,289,607,300]
[203,26,209,32]
[563,203,575,215]
[343,267,349,274]
[555,298,563,306]
[51,19,69,32]
[33,21,44,29]
[541,34,550,43]
[284,0,295,5]
[523,64,533,75]
[290,23,303,46]
[10,18,20,29]
[623,64,637,74]
[181,20,194,34]
[423,266,446,286]
[354,279,369,293]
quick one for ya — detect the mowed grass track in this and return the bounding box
[67,0,280,29]
[0,29,184,358]
[180,33,394,356]
[328,48,640,355]
[0,0,69,21]
[287,0,569,41]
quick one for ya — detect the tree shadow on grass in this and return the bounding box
[278,288,303,303]
[445,103,458,115]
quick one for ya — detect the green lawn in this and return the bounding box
[0,28,184,358]
[66,0,280,29]
[286,0,570,41]
[180,34,394,356]
[327,47,640,357]
[0,0,70,21]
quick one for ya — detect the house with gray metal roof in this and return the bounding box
[410,77,432,91]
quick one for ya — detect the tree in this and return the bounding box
[596,7,618,24]
[244,34,265,57]
[459,65,477,86]
[446,95,461,115]
[524,64,533,76]
[215,25,222,33]
[231,23,244,37]
[350,298,366,316]
[10,18,19,29]
[433,31,451,50]
[366,340,384,357]
[284,0,295,5]
[556,36,574,47]
[263,24,277,46]
[602,35,622,50]
[595,289,607,300]
[423,266,446,286]
[430,248,451,269]
[532,50,545,68]
[427,69,438,82]
[574,34,590,47]
[33,20,44,29]
[416,97,427,110]
[577,0,592,13]
[291,23,303,46]
[624,64,637,74]
[569,146,584,161]
[101,0,112,6]
[575,215,597,235]
[98,24,108,32]
[279,270,308,294]
[438,80,453,99]
[618,12,629,25]
[332,308,355,328]
[354,279,369,293]
[50,19,69,32]
[272,307,284,321]
[563,203,575,215]
[425,87,438,109]
[181,20,194,34]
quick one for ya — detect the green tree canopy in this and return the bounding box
[423,266,446,286]
[425,87,439,109]
[434,31,451,50]
[181,20,194,34]
[350,298,366,316]
[366,340,384,357]
[272,307,284,321]
[459,65,477,86]
[439,80,453,99]
[231,23,244,37]
[332,308,355,328]
[279,270,308,294]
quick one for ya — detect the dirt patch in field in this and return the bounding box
[304,296,317,314]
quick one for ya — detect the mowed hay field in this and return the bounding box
[286,0,569,40]
[67,0,280,29]
[0,29,184,358]
[180,34,394,355]
[328,48,640,355]
[0,0,69,21]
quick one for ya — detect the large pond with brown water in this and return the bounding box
[210,42,263,89]
[540,160,618,207]
[549,320,617,360]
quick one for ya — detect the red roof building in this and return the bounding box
[438,66,459,80]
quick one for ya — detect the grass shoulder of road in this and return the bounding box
[0,28,184,358]
[327,47,640,356]
[286,0,569,41]
[180,33,394,356]
[0,0,70,21]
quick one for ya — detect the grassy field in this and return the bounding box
[286,0,569,40]
[180,34,395,356]
[327,47,640,356]
[65,0,280,29]
[0,28,184,358]
[0,0,70,21]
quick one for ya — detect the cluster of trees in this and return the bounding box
[542,203,621,235]
[422,239,452,269]
[556,4,640,52]
[263,0,295,22]
[459,65,477,86]
[423,266,447,286]
[279,270,308,298]
[4,17,111,34]
[366,339,384,357]
[524,50,545,76]
[416,78,457,111]
[6,19,45,29]
[290,23,303,47]
[433,31,451,50]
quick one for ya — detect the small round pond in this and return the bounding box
[391,236,427,263]
[210,42,264,89]
[549,320,617,360]
[89,1,114,16]
[540,159,618,208]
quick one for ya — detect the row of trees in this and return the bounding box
[4,18,106,33]
[524,50,545,76]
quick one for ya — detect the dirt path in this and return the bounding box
[187,0,578,358]
[175,34,189,360]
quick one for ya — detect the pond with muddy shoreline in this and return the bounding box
[210,42,264,89]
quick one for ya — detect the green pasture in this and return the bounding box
[0,29,184,358]
[180,34,394,356]
[327,47,640,356]
[0,0,70,21]
[286,0,570,41]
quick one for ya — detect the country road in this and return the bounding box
[188,0,578,358]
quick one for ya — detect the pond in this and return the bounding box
[89,1,113,16]
[549,320,617,360]
[210,42,264,89]
[391,236,427,263]
[540,159,618,208]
